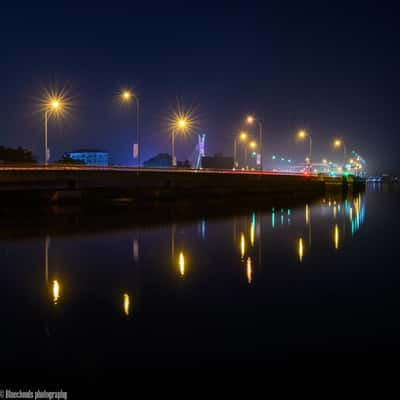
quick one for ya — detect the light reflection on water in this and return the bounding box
[39,191,367,307]
[1,188,380,367]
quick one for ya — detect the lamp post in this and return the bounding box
[121,90,140,167]
[297,129,312,164]
[234,131,248,168]
[333,139,346,167]
[171,118,188,167]
[44,98,62,165]
[246,115,263,170]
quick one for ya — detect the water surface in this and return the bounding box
[1,185,399,372]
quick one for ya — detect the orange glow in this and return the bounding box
[298,130,307,139]
[298,238,304,262]
[246,257,252,284]
[52,280,60,304]
[179,252,185,277]
[334,224,339,249]
[239,131,248,141]
[249,141,257,149]
[121,90,132,101]
[123,293,130,315]
[334,139,342,148]
[240,232,246,259]
[246,115,255,124]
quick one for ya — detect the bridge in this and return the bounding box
[0,165,363,204]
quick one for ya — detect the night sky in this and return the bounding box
[1,3,398,173]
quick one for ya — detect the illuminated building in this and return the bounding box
[65,149,109,166]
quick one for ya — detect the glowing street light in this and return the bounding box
[322,158,328,164]
[249,141,257,150]
[333,139,346,166]
[245,115,263,170]
[120,89,140,167]
[233,131,249,168]
[239,131,248,141]
[171,115,191,167]
[44,96,63,165]
[297,129,312,164]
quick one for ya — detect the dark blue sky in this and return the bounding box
[0,3,398,173]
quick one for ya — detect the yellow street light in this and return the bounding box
[246,115,255,124]
[120,89,141,166]
[297,129,307,139]
[249,141,257,149]
[333,139,342,148]
[245,115,263,170]
[121,90,132,102]
[239,131,248,141]
[44,96,64,165]
[177,118,187,130]
[169,107,194,167]
[297,129,312,162]
[333,139,346,165]
[322,158,328,164]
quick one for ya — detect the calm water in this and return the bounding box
[1,184,399,373]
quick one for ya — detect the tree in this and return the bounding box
[0,145,36,163]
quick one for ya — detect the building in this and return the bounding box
[65,150,109,166]
[201,154,233,170]
[143,153,172,167]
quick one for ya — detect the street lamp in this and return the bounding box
[246,115,263,170]
[333,139,346,166]
[171,116,190,167]
[233,131,248,168]
[121,89,140,167]
[297,129,312,164]
[44,97,63,165]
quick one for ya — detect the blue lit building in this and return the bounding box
[65,150,109,166]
